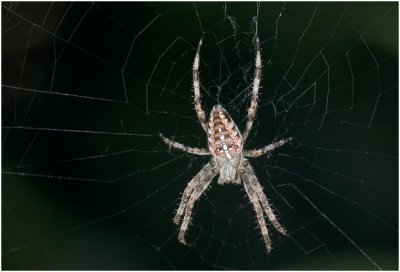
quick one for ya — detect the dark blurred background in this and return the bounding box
[2,2,398,269]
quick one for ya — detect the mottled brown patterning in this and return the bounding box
[207,105,242,159]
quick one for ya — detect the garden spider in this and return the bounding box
[160,37,292,253]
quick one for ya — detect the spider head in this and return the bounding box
[215,155,242,184]
[207,105,243,159]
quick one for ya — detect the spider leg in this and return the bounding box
[243,137,293,158]
[254,181,287,235]
[177,161,217,245]
[178,172,217,245]
[160,134,211,156]
[242,173,272,253]
[173,161,216,224]
[192,38,208,132]
[242,36,261,143]
[243,161,287,236]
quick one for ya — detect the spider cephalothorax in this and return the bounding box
[160,37,292,253]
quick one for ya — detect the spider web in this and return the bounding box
[2,2,398,270]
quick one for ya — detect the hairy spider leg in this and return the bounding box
[160,133,211,156]
[243,160,287,236]
[173,161,217,225]
[243,137,293,157]
[192,38,208,132]
[242,37,261,143]
[177,162,217,244]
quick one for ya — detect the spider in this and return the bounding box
[160,37,292,253]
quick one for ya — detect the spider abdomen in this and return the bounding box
[207,105,243,159]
